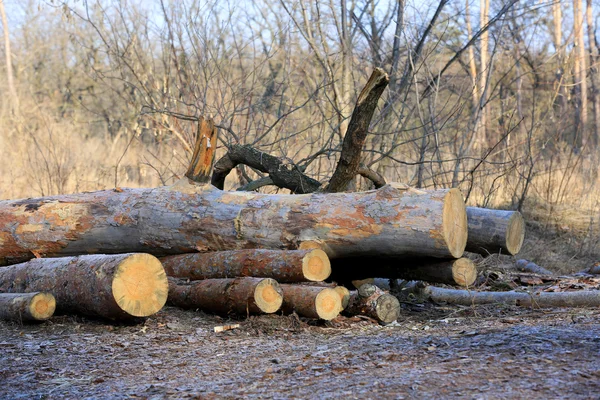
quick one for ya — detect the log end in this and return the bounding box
[253,278,283,314]
[302,249,331,282]
[112,254,169,317]
[333,286,350,311]
[375,293,400,324]
[28,292,56,321]
[506,211,525,255]
[442,189,468,258]
[315,288,342,321]
[452,258,478,287]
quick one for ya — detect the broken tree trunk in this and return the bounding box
[344,283,400,324]
[280,284,341,320]
[168,277,283,315]
[0,181,467,265]
[465,207,525,256]
[185,117,218,185]
[0,292,55,322]
[161,249,331,283]
[332,257,477,287]
[0,254,168,319]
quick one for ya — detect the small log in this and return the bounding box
[333,286,351,311]
[0,254,168,319]
[168,277,283,315]
[344,283,400,324]
[421,284,600,308]
[466,207,525,256]
[0,292,55,322]
[161,249,331,282]
[516,259,553,275]
[185,117,218,185]
[280,284,341,320]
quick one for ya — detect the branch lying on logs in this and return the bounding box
[516,259,553,275]
[161,249,331,283]
[344,283,400,324]
[0,182,467,265]
[0,254,168,319]
[466,207,525,256]
[168,277,283,315]
[0,292,55,322]
[280,284,341,320]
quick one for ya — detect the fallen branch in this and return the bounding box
[516,259,553,276]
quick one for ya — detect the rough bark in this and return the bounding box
[0,254,168,319]
[465,207,525,256]
[0,292,55,322]
[516,259,553,276]
[161,249,331,283]
[0,181,467,265]
[325,68,389,193]
[185,117,218,184]
[168,277,283,315]
[211,145,320,194]
[280,284,341,320]
[344,283,400,325]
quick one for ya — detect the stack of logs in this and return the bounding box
[0,117,527,325]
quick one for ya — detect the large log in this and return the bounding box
[466,207,525,256]
[0,181,467,265]
[168,277,283,315]
[161,249,331,283]
[280,284,341,320]
[0,292,55,322]
[0,254,168,319]
[344,283,400,324]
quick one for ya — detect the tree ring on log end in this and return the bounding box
[442,189,468,258]
[112,254,169,317]
[315,288,342,320]
[375,294,400,324]
[451,258,477,287]
[253,278,283,314]
[30,293,56,320]
[302,249,331,281]
[506,212,525,255]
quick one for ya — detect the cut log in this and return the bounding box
[0,254,168,319]
[161,249,331,283]
[344,284,400,324]
[0,181,467,265]
[334,286,351,311]
[168,277,283,315]
[280,284,341,320]
[0,292,55,322]
[516,259,553,275]
[466,207,525,256]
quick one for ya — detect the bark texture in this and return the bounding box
[168,277,283,315]
[344,283,400,324]
[0,181,467,265]
[466,207,525,256]
[0,254,168,319]
[161,249,331,282]
[0,292,55,322]
[280,284,341,320]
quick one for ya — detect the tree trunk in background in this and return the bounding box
[574,0,588,142]
[586,0,600,147]
[0,1,18,111]
[479,0,490,147]
[552,0,566,116]
[466,0,480,140]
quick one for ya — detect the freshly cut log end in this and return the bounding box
[333,286,350,311]
[112,254,169,317]
[374,294,400,324]
[253,278,284,314]
[442,189,468,258]
[315,288,342,320]
[506,212,525,255]
[302,249,331,282]
[0,292,56,322]
[451,258,478,287]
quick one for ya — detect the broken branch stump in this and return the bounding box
[161,249,331,283]
[0,292,55,322]
[280,284,341,320]
[466,207,525,256]
[0,254,168,319]
[168,277,283,315]
[344,283,400,325]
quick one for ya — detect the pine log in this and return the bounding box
[168,277,283,315]
[0,254,168,319]
[516,259,553,275]
[466,207,525,256]
[161,249,331,282]
[334,286,351,311]
[0,181,467,265]
[344,283,400,324]
[280,284,341,320]
[0,292,55,322]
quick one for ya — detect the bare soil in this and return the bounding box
[1,303,599,399]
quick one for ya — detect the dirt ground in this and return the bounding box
[1,303,599,399]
